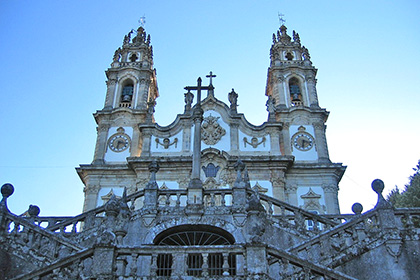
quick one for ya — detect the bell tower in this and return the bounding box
[265,25,319,109]
[92,26,158,165]
[265,24,344,214]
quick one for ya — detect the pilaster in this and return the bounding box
[93,124,110,164]
[230,122,239,154]
[313,122,330,163]
[104,78,117,109]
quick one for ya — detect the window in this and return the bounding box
[285,52,294,61]
[306,210,322,231]
[129,53,138,62]
[120,84,134,105]
[289,77,302,106]
[156,254,172,276]
[154,225,236,276]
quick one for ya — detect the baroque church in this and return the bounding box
[0,24,419,280]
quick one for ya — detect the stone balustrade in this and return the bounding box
[258,192,338,234]
[267,246,358,280]
[0,212,83,270]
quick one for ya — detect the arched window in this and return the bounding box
[289,77,303,106]
[154,225,236,277]
[119,81,134,107]
[129,53,138,62]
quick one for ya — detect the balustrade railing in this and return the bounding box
[257,192,338,232]
[12,248,95,280]
[34,190,145,233]
[203,189,233,207]
[115,245,244,278]
[267,246,357,280]
[394,208,420,230]
[157,189,188,207]
[287,209,382,266]
[1,212,83,268]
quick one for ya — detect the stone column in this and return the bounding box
[92,124,109,164]
[312,122,330,163]
[188,103,204,206]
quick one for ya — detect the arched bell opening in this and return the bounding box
[119,79,135,108]
[289,77,303,106]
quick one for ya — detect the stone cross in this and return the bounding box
[206,71,216,86]
[184,77,210,107]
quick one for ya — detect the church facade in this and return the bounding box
[0,25,419,280]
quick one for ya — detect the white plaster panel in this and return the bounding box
[96,187,124,207]
[104,126,133,163]
[289,125,318,161]
[239,131,270,152]
[250,181,273,197]
[297,186,325,208]
[151,131,182,153]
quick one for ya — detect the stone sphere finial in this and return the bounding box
[352,203,363,215]
[372,179,384,194]
[28,205,40,217]
[1,183,14,198]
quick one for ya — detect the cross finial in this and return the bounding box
[278,12,286,26]
[206,71,216,86]
[139,15,146,27]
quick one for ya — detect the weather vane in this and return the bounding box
[139,15,146,27]
[278,12,286,26]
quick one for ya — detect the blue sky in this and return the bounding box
[1,0,419,216]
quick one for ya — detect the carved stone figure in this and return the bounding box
[201,115,226,145]
[228,89,238,111]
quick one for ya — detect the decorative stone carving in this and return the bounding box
[300,188,323,213]
[201,115,226,145]
[155,137,178,149]
[202,163,220,178]
[228,89,238,111]
[243,136,266,148]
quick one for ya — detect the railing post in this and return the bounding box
[150,253,157,277]
[202,253,209,276]
[222,252,230,275]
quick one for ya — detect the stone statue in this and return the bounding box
[113,48,121,62]
[293,30,300,45]
[302,46,311,61]
[184,90,194,111]
[228,89,238,111]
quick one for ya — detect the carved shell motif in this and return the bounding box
[201,115,226,145]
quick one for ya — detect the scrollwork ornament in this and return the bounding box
[243,136,266,148]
